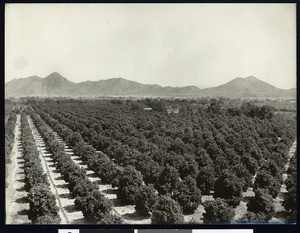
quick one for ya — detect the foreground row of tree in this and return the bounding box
[5,110,17,187]
[27,109,122,224]
[20,112,60,224]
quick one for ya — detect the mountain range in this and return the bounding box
[5,72,296,98]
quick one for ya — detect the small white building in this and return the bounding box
[167,107,179,114]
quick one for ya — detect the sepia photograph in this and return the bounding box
[4,3,297,225]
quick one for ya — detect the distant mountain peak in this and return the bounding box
[245,76,258,80]
[244,76,263,83]
[227,76,266,86]
[48,71,62,76]
[231,76,258,81]
[44,72,72,86]
[113,77,137,82]
[114,77,126,80]
[45,72,65,79]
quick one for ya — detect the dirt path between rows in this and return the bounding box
[27,116,85,224]
[270,139,297,223]
[280,139,297,193]
[6,114,30,224]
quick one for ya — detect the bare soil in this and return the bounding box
[6,114,31,224]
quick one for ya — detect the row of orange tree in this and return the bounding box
[27,109,119,224]
[20,111,60,224]
[5,109,17,187]
[29,99,296,223]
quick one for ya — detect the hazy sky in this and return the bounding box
[5,4,296,89]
